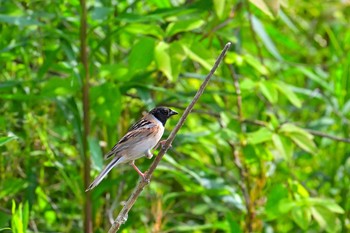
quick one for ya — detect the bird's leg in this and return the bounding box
[129,161,149,182]
[145,149,153,159]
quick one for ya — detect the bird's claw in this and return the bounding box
[159,140,172,149]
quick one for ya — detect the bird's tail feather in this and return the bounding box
[85,156,121,192]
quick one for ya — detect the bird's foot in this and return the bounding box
[130,161,150,183]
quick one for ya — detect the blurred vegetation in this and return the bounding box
[1,0,350,232]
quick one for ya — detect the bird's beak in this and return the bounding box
[168,109,178,117]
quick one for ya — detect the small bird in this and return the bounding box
[86,106,178,191]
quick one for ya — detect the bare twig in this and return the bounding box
[108,42,232,233]
[79,0,92,232]
[167,105,350,144]
[227,50,254,231]
[228,65,243,124]
[306,129,350,143]
[230,144,253,233]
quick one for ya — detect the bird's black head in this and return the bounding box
[150,106,178,126]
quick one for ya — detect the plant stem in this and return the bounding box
[79,0,92,232]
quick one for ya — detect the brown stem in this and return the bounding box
[80,0,92,232]
[306,129,350,143]
[108,42,232,233]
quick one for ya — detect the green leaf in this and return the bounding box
[213,0,226,19]
[226,212,243,233]
[288,132,317,154]
[41,77,80,97]
[88,137,103,171]
[124,23,164,39]
[308,198,345,214]
[247,127,273,144]
[0,14,42,26]
[259,80,278,103]
[168,41,186,80]
[90,83,122,126]
[311,206,338,233]
[155,41,173,81]
[265,184,288,219]
[100,64,131,82]
[182,45,212,70]
[251,15,283,60]
[244,54,269,75]
[272,134,293,159]
[240,78,257,90]
[298,67,332,92]
[249,0,280,18]
[0,136,17,146]
[22,202,29,232]
[166,19,205,36]
[0,179,27,199]
[274,81,302,108]
[128,37,156,72]
[91,7,113,21]
[279,124,317,154]
[292,206,311,230]
[278,199,297,213]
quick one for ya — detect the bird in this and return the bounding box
[86,106,178,191]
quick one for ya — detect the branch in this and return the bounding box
[306,129,350,143]
[80,0,92,232]
[227,47,254,232]
[108,42,232,233]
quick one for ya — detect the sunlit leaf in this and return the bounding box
[128,37,156,72]
[247,127,273,144]
[244,54,269,75]
[272,134,293,159]
[0,14,42,26]
[292,206,311,230]
[90,83,122,126]
[259,80,278,103]
[249,0,280,18]
[155,41,173,80]
[311,206,338,233]
[124,23,164,39]
[274,81,302,108]
[213,0,226,19]
[0,135,17,146]
[166,19,205,36]
[288,132,317,154]
[279,124,317,154]
[89,137,103,171]
[251,15,283,60]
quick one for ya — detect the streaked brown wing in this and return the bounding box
[104,119,157,159]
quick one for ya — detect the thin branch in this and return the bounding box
[226,43,254,232]
[80,0,92,232]
[108,42,232,233]
[167,105,350,144]
[230,144,253,233]
[228,65,243,124]
[306,129,350,143]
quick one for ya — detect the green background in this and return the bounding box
[1,0,349,232]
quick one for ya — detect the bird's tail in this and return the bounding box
[85,156,121,192]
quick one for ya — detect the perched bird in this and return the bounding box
[86,106,178,191]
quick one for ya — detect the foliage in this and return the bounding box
[1,0,349,232]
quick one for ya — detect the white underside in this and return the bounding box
[118,116,164,164]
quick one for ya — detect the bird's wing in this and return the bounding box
[104,117,158,160]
